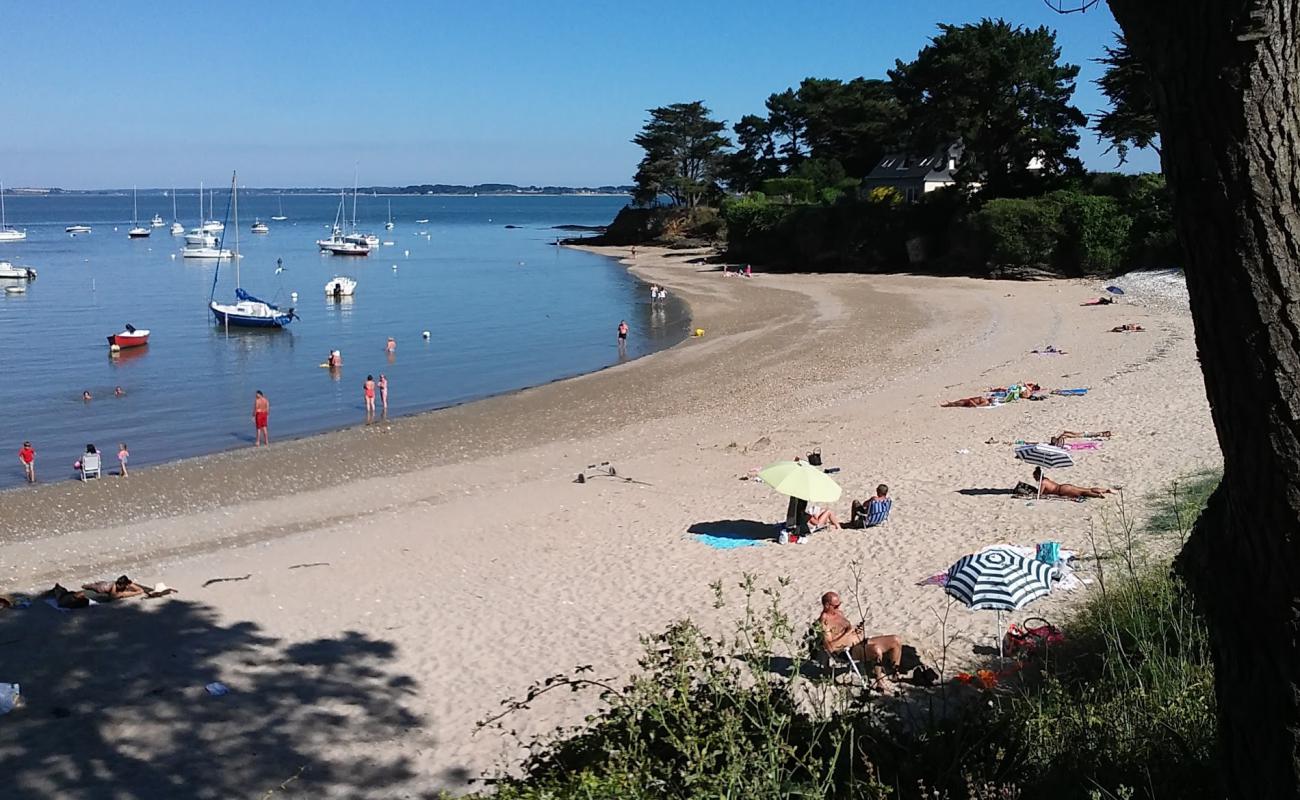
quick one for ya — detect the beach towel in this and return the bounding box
[1064,441,1101,451]
[692,534,766,550]
[1051,388,1089,396]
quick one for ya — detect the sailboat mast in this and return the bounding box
[199,180,204,224]
[351,167,358,231]
[232,172,240,288]
[133,185,138,225]
[172,186,178,221]
[1,180,6,228]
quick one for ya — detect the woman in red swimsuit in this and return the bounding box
[364,375,376,420]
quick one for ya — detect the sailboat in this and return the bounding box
[0,182,27,242]
[317,190,371,255]
[209,172,295,328]
[169,187,184,235]
[128,186,151,238]
[201,188,224,232]
[271,193,287,221]
[385,199,394,230]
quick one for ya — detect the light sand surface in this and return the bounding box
[0,248,1220,798]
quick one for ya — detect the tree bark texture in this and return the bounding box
[1108,1,1300,796]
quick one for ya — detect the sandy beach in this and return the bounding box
[0,247,1221,798]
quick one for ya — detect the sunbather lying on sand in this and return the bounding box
[819,591,904,692]
[1082,296,1115,306]
[1049,430,1111,447]
[43,584,90,609]
[942,395,993,407]
[1033,467,1113,499]
[1111,323,1145,332]
[82,575,176,600]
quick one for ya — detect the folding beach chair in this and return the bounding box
[820,645,868,688]
[863,498,892,527]
[80,452,101,481]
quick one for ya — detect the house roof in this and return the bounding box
[864,149,955,183]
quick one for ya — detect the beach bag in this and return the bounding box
[1036,541,1061,566]
[807,449,822,467]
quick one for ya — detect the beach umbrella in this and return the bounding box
[945,547,1054,657]
[757,460,842,503]
[1014,443,1074,498]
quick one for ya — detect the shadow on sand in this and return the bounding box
[0,596,447,798]
[686,519,778,541]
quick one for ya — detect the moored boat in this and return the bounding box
[0,261,36,280]
[0,182,26,242]
[250,219,269,234]
[128,185,151,238]
[107,324,150,348]
[209,172,296,328]
[151,213,165,227]
[65,225,92,234]
[325,276,357,297]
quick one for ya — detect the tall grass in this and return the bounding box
[474,474,1222,799]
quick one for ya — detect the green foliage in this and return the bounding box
[1058,193,1132,272]
[890,18,1086,195]
[1093,34,1160,165]
[632,101,730,208]
[759,177,816,203]
[973,196,1066,268]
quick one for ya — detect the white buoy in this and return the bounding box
[403,250,409,257]
[170,253,176,259]
[392,264,398,271]
[422,331,431,339]
[290,291,298,300]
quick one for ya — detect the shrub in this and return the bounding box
[1057,192,1133,274]
[760,177,817,203]
[972,196,1066,267]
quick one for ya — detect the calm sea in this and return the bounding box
[0,192,687,488]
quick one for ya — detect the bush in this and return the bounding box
[761,177,818,203]
[1057,192,1133,273]
[972,196,1066,268]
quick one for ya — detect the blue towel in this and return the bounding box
[1051,388,1089,396]
[692,534,767,549]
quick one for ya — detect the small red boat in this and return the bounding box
[107,324,150,349]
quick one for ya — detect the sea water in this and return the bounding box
[0,192,686,488]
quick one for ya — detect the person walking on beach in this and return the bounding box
[378,373,389,415]
[617,320,629,353]
[364,374,376,420]
[18,441,35,483]
[117,443,129,477]
[253,390,270,446]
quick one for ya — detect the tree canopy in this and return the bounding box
[631,102,730,208]
[889,18,1086,195]
[1093,33,1160,164]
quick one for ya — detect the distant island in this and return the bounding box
[9,184,634,197]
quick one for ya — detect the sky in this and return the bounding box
[1,0,1155,189]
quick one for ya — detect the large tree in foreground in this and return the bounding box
[631,102,729,208]
[889,18,1085,195]
[1105,1,1300,796]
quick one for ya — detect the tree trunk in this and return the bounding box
[1108,2,1300,796]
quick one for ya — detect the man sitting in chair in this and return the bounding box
[849,484,892,528]
[818,591,903,691]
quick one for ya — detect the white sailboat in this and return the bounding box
[271,193,287,221]
[209,171,295,328]
[201,187,224,232]
[385,199,394,230]
[0,182,27,242]
[183,182,234,257]
[169,187,184,235]
[127,186,151,238]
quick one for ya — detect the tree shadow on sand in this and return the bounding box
[0,597,438,799]
[686,519,779,541]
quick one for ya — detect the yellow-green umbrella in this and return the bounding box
[758,460,842,503]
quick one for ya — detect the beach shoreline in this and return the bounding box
[2,249,1222,797]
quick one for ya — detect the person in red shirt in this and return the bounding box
[18,441,35,483]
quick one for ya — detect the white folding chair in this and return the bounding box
[81,452,101,481]
[820,645,868,688]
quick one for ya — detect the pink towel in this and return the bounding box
[1065,441,1101,451]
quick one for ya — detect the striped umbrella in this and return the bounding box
[1014,443,1074,470]
[946,547,1055,656]
[1014,443,1074,498]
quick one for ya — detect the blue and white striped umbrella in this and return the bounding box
[945,547,1054,611]
[1014,443,1074,470]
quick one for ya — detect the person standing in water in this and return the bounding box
[617,320,629,352]
[18,441,35,483]
[253,390,270,446]
[378,373,389,415]
[364,374,376,420]
[117,443,129,477]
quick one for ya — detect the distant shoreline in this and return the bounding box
[6,188,634,198]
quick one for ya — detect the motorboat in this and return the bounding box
[185,229,218,247]
[325,276,357,297]
[4,285,25,294]
[151,213,165,227]
[323,239,371,256]
[271,193,287,221]
[209,171,295,328]
[183,245,237,259]
[345,232,379,248]
[170,222,185,236]
[107,324,150,349]
[250,219,269,234]
[65,225,92,234]
[0,261,36,279]
[128,185,151,238]
[415,218,429,223]
[0,182,26,242]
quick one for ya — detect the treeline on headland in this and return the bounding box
[585,18,1169,278]
[36,184,635,197]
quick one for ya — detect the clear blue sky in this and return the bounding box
[3,0,1154,189]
